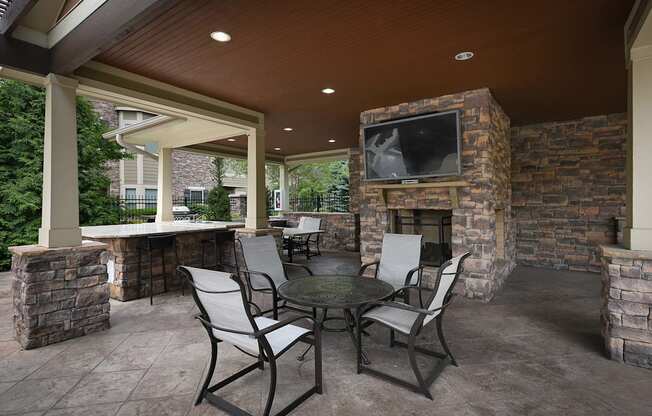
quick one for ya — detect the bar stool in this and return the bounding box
[142,234,178,305]
[200,229,237,272]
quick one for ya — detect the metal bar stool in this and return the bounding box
[142,234,178,305]
[200,229,238,272]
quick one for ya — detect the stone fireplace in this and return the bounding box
[352,88,516,300]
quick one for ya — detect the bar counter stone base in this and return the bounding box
[600,244,652,369]
[9,241,110,349]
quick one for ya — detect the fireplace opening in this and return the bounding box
[392,209,452,266]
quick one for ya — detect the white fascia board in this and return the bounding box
[284,148,351,166]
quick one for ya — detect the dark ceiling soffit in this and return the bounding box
[0,0,37,35]
[0,35,49,75]
[75,65,262,125]
[50,0,178,75]
[625,0,652,61]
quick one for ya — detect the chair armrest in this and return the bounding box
[282,262,314,276]
[403,265,424,287]
[238,268,278,290]
[253,315,317,337]
[359,260,380,276]
[194,315,256,336]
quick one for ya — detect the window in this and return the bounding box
[185,187,206,206]
[125,188,137,209]
[145,189,157,208]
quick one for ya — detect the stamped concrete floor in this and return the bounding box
[0,252,650,416]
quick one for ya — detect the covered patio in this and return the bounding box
[1,258,650,416]
[1,0,652,415]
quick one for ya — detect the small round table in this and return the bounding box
[278,275,394,364]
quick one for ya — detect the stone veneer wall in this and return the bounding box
[89,230,237,301]
[600,245,652,369]
[90,99,121,196]
[511,114,627,272]
[172,149,219,198]
[10,242,110,349]
[284,212,360,251]
[355,88,516,300]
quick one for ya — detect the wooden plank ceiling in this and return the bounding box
[96,0,634,155]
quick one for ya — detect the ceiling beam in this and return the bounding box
[0,0,37,35]
[50,0,178,74]
[0,35,49,75]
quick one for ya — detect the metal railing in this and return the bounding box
[111,191,350,223]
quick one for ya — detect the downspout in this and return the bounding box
[115,134,158,161]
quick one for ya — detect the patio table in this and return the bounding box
[279,227,325,262]
[278,275,394,364]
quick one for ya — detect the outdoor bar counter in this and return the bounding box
[81,221,244,301]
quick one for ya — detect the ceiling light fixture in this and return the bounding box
[283,127,293,132]
[274,147,281,151]
[454,51,474,61]
[328,139,336,143]
[321,87,335,94]
[210,31,232,42]
[227,138,236,142]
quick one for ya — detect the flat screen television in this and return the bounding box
[362,110,461,181]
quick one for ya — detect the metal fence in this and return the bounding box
[111,191,350,223]
[289,192,349,213]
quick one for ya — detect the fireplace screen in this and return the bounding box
[393,210,452,266]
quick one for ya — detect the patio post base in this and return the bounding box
[9,241,110,349]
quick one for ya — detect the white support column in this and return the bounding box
[625,46,652,250]
[38,74,82,248]
[155,147,174,222]
[279,163,290,212]
[246,128,268,229]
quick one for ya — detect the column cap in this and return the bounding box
[45,73,79,89]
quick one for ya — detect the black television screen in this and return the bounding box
[363,110,461,181]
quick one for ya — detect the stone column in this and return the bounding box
[10,242,110,349]
[38,74,82,248]
[246,128,268,229]
[625,46,652,250]
[279,163,290,212]
[155,147,174,222]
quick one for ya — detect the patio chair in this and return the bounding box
[238,235,313,319]
[178,266,322,415]
[284,216,322,259]
[358,233,423,303]
[356,252,470,399]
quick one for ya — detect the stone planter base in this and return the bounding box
[600,245,652,369]
[9,241,110,349]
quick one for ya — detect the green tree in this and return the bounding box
[0,80,124,270]
[204,156,231,221]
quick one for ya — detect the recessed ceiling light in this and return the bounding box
[283,127,293,132]
[321,87,335,94]
[454,51,474,61]
[274,147,281,151]
[328,139,336,143]
[210,31,231,42]
[227,138,236,142]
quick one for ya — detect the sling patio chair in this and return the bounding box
[178,266,322,416]
[356,252,471,399]
[283,216,323,259]
[238,235,314,319]
[358,233,424,304]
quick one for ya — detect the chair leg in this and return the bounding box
[149,248,154,306]
[196,340,218,405]
[436,315,457,367]
[314,328,323,394]
[356,317,363,374]
[389,329,395,348]
[272,297,279,320]
[262,358,277,416]
[408,336,433,400]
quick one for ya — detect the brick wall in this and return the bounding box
[355,88,515,300]
[511,114,627,272]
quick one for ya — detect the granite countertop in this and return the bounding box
[81,221,245,239]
